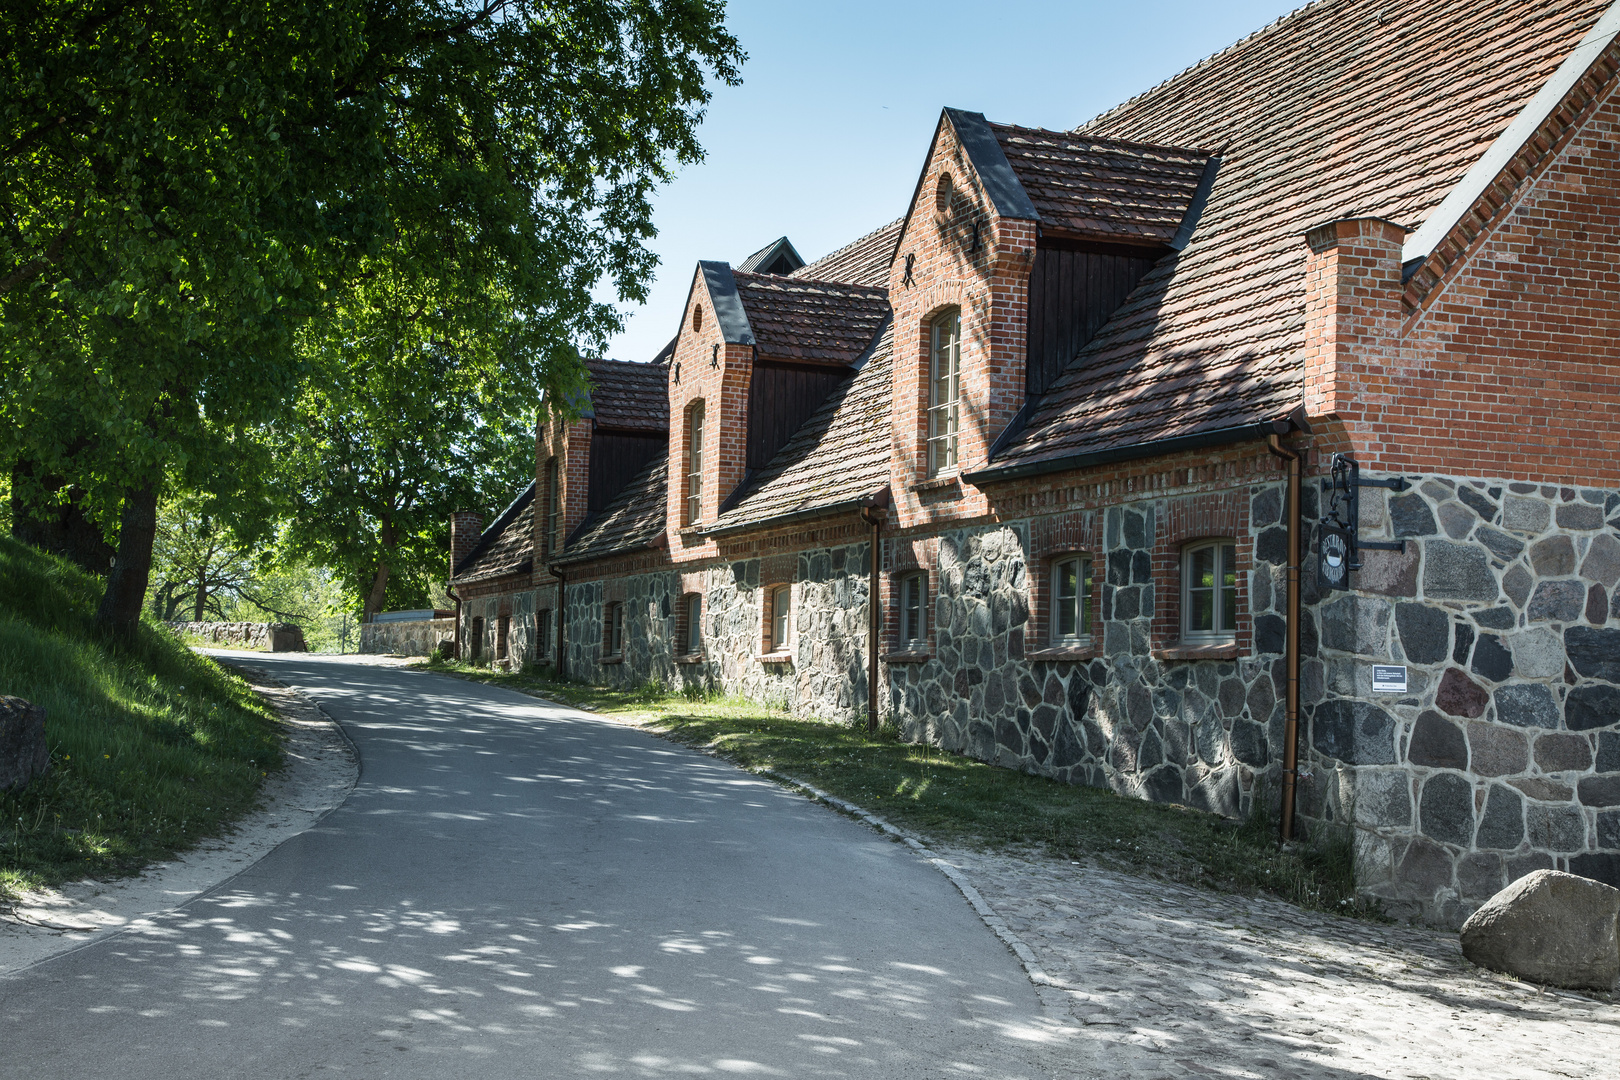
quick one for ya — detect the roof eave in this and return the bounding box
[963,421,1283,486]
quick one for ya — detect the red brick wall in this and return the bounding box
[1320,81,1620,483]
[1151,491,1252,653]
[887,114,1039,532]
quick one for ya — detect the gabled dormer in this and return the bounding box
[886,108,1213,518]
[737,235,806,276]
[667,259,890,549]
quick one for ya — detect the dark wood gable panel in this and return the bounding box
[1025,243,1161,398]
[747,361,851,474]
[588,431,665,514]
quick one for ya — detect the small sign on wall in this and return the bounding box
[1372,665,1408,694]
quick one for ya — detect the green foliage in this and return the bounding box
[0,534,283,898]
[1,0,745,626]
[422,662,1379,919]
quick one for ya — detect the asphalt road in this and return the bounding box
[1,654,1077,1078]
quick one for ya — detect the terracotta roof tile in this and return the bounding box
[557,455,668,563]
[451,483,535,584]
[790,219,902,288]
[711,325,894,531]
[994,0,1612,468]
[733,272,891,366]
[989,124,1213,246]
[587,358,668,433]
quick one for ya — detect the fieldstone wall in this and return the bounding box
[459,591,539,667]
[560,541,872,723]
[1302,475,1620,925]
[889,492,1293,819]
[359,618,454,656]
[169,621,307,652]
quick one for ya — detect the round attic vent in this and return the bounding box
[692,305,703,332]
[935,173,953,214]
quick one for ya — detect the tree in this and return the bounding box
[148,496,258,622]
[1,0,743,637]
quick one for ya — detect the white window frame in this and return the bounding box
[769,584,791,653]
[1182,540,1238,644]
[685,401,705,526]
[683,593,702,655]
[899,572,928,647]
[1049,555,1092,644]
[927,309,961,477]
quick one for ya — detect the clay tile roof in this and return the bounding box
[711,325,893,532]
[732,271,891,366]
[790,219,902,288]
[992,0,1614,471]
[451,482,535,584]
[557,455,668,563]
[989,124,1212,247]
[586,358,669,433]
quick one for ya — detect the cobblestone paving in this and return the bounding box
[940,846,1620,1079]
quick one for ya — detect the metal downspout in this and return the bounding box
[861,507,883,734]
[1267,433,1303,843]
[448,584,462,660]
[551,566,566,679]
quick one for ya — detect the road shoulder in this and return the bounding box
[0,664,358,975]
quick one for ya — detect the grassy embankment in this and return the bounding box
[417,658,1376,918]
[0,535,283,900]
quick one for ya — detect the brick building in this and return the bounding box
[451,0,1620,925]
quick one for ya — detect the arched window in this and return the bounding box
[544,457,560,557]
[928,309,960,476]
[1183,540,1238,642]
[685,401,705,526]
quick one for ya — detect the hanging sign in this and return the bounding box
[1372,665,1408,694]
[1318,523,1353,592]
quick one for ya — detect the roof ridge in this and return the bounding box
[1073,0,1327,134]
[993,120,1214,157]
[735,270,888,296]
[790,218,903,277]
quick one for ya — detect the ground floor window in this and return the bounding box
[1050,555,1092,643]
[768,584,791,653]
[604,602,625,657]
[1183,540,1238,642]
[681,593,702,655]
[899,572,927,646]
[537,610,551,659]
[496,615,510,660]
[470,616,484,660]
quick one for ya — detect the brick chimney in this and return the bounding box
[450,511,484,578]
[1300,216,1406,425]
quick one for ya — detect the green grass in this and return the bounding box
[0,535,283,900]
[417,659,1378,919]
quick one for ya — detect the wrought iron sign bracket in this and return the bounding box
[1315,454,1410,588]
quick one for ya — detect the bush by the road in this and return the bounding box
[0,535,282,899]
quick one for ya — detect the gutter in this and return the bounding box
[549,564,566,678]
[702,495,878,539]
[963,421,1280,486]
[447,583,462,660]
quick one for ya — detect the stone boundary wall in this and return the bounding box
[359,618,454,657]
[1300,474,1620,925]
[169,621,307,652]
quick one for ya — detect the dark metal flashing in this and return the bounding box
[704,488,890,538]
[651,334,678,365]
[1168,152,1222,251]
[451,480,536,580]
[944,109,1040,222]
[738,236,806,275]
[986,395,1041,460]
[848,312,892,373]
[715,468,757,518]
[698,261,755,346]
[964,422,1279,486]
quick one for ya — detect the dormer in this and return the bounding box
[887,108,1214,508]
[668,260,890,545]
[737,235,806,276]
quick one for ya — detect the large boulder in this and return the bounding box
[0,696,50,791]
[1460,870,1620,990]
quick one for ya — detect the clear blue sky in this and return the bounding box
[601,0,1305,364]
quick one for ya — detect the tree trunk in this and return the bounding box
[361,517,398,624]
[95,484,160,640]
[193,576,207,622]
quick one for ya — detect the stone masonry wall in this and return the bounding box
[1300,474,1620,925]
[561,541,872,723]
[459,591,538,668]
[359,618,454,657]
[889,486,1295,819]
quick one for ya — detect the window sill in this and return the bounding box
[601,654,625,665]
[1026,645,1097,662]
[675,652,706,665]
[910,474,960,494]
[882,650,931,664]
[1154,642,1238,661]
[759,651,793,665]
[678,526,707,539]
